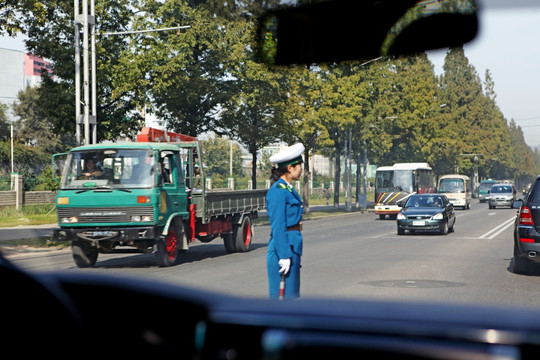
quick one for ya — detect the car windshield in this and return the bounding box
[2,0,540,312]
[405,196,442,208]
[491,185,512,194]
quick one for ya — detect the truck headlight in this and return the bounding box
[131,215,152,222]
[61,217,78,223]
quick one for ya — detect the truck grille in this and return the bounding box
[57,206,153,223]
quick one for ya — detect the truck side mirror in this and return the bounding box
[51,152,67,183]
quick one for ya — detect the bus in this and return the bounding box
[374,162,435,220]
[437,174,471,209]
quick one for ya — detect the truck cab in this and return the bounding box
[54,142,191,267]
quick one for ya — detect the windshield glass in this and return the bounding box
[376,170,414,192]
[61,149,155,189]
[490,185,513,194]
[4,1,540,311]
[479,182,495,191]
[438,178,465,193]
[405,195,442,208]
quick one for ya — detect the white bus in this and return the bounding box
[437,174,471,209]
[374,162,435,220]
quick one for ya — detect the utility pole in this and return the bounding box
[459,153,482,196]
[74,0,96,146]
[74,0,190,145]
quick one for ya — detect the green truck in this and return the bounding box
[52,127,266,267]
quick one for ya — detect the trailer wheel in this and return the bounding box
[72,242,98,268]
[155,223,183,267]
[234,216,252,252]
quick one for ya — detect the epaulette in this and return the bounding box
[277,183,292,192]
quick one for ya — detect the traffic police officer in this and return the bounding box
[266,143,304,299]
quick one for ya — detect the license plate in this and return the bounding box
[412,220,425,226]
[93,231,116,236]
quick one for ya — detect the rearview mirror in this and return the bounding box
[258,0,478,65]
[52,153,68,183]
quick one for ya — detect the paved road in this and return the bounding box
[6,200,535,308]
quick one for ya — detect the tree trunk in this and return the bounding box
[334,148,341,208]
[251,148,257,189]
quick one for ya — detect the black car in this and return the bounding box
[513,175,540,274]
[396,194,456,235]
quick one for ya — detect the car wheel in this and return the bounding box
[449,219,455,233]
[397,227,404,235]
[379,214,386,220]
[512,246,534,275]
[440,221,448,235]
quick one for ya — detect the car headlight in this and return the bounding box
[397,213,406,220]
[432,213,443,220]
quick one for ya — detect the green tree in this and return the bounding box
[0,103,11,141]
[12,86,67,153]
[217,10,288,189]
[201,135,243,178]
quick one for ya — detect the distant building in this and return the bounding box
[0,48,53,122]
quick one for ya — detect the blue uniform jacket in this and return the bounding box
[266,178,303,258]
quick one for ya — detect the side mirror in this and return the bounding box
[52,152,68,183]
[397,201,404,208]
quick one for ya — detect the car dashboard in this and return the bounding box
[4,254,540,360]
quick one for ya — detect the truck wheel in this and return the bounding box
[155,223,183,267]
[234,216,252,252]
[222,231,236,253]
[72,242,98,268]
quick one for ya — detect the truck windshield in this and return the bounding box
[60,149,155,189]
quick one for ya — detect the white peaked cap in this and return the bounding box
[269,143,305,167]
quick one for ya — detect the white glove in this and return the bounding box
[278,258,291,275]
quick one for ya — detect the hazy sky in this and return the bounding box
[428,6,540,147]
[1,3,540,146]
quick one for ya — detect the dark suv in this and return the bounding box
[513,176,540,274]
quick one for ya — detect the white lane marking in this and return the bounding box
[488,212,496,216]
[373,231,398,238]
[479,217,515,239]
